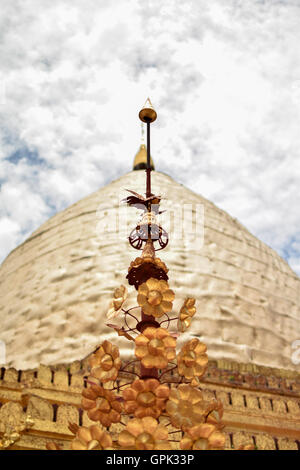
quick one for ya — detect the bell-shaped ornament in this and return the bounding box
[139,97,157,123]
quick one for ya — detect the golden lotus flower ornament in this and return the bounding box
[166,384,217,431]
[177,338,208,386]
[180,423,226,450]
[71,425,113,450]
[137,278,174,318]
[89,340,121,383]
[178,298,196,332]
[123,378,170,418]
[81,384,122,426]
[135,327,176,369]
[118,417,171,450]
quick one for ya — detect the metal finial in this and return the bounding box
[139,97,157,123]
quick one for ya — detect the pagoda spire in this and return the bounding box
[45,99,230,452]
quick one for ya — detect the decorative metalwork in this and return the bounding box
[45,99,253,451]
[0,414,34,450]
[128,224,168,251]
[126,255,169,289]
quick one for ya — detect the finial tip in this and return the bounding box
[139,98,157,123]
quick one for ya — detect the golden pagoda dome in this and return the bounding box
[133,144,155,171]
[0,170,299,372]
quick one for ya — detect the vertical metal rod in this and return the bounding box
[142,121,159,380]
[140,107,157,379]
[139,310,158,379]
[146,122,151,198]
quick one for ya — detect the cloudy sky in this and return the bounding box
[0,0,300,274]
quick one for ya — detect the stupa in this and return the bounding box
[0,100,299,450]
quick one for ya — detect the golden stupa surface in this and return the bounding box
[0,170,299,372]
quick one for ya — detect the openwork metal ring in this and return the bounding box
[129,224,169,251]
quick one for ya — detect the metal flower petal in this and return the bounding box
[71,425,113,450]
[135,327,176,369]
[82,384,122,427]
[123,379,170,419]
[177,338,208,386]
[118,417,171,450]
[89,340,121,383]
[166,384,215,431]
[177,298,196,332]
[137,278,175,318]
[180,423,226,450]
[107,285,127,319]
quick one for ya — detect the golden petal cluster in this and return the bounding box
[123,379,170,419]
[71,425,112,450]
[89,340,121,382]
[81,384,122,427]
[107,285,127,319]
[177,338,208,386]
[166,384,215,431]
[177,298,196,332]
[137,278,174,318]
[180,423,226,450]
[135,327,176,369]
[118,416,171,450]
[128,257,168,274]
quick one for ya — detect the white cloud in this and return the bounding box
[0,217,20,259]
[0,0,299,275]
